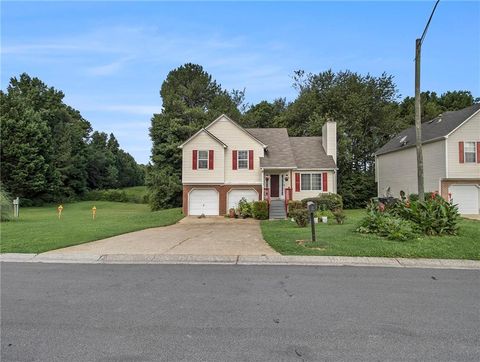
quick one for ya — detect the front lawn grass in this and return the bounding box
[1,201,183,253]
[261,210,480,260]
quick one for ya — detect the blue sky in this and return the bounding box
[2,1,479,164]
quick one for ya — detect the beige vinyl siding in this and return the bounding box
[292,170,335,200]
[376,140,446,197]
[446,111,480,179]
[208,117,264,185]
[322,122,337,163]
[182,132,225,184]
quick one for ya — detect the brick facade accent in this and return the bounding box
[183,184,262,215]
[440,178,480,200]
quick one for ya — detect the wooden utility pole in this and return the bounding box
[415,38,424,201]
[415,0,440,202]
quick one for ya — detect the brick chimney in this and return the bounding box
[322,121,337,163]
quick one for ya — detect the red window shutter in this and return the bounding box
[322,172,328,192]
[295,173,300,192]
[248,150,254,170]
[477,142,480,163]
[232,150,237,170]
[208,150,214,170]
[459,142,464,163]
[192,150,197,170]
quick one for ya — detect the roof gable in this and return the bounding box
[206,114,267,148]
[178,128,227,149]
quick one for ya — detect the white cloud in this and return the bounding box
[86,56,134,76]
[2,25,295,101]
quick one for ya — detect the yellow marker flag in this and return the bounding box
[57,205,64,219]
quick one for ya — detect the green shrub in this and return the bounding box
[237,198,253,218]
[408,192,435,202]
[392,194,460,236]
[357,202,417,241]
[1,188,13,221]
[83,188,151,204]
[332,209,346,224]
[315,209,334,218]
[252,201,269,220]
[287,200,304,216]
[84,189,128,203]
[290,209,309,227]
[146,168,182,210]
[301,193,343,212]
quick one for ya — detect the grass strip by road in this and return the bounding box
[1,201,183,254]
[261,209,480,260]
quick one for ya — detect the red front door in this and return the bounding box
[270,175,279,197]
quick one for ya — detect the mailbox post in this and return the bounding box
[307,201,316,242]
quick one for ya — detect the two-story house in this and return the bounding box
[179,114,337,217]
[375,104,480,214]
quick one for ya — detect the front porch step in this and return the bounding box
[269,200,286,220]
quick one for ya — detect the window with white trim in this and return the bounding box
[238,150,248,169]
[301,173,322,191]
[198,150,208,169]
[464,142,476,163]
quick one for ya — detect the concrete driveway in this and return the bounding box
[463,214,480,221]
[45,217,279,256]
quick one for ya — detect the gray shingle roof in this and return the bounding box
[246,128,336,169]
[246,128,297,168]
[289,137,337,169]
[376,104,480,156]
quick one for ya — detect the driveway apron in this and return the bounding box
[44,217,279,256]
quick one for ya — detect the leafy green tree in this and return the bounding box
[242,99,286,128]
[399,90,476,124]
[0,74,93,202]
[0,104,52,201]
[279,70,404,208]
[146,166,183,210]
[438,91,476,110]
[1,73,144,203]
[86,131,118,189]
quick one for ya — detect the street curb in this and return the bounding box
[1,253,479,269]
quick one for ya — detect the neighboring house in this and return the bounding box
[375,104,480,214]
[179,114,337,217]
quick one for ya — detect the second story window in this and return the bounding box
[465,142,476,163]
[238,150,248,169]
[198,150,209,169]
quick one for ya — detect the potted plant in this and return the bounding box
[229,208,235,218]
[316,210,334,224]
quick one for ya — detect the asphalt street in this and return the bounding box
[1,263,479,361]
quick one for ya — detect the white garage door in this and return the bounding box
[449,185,479,214]
[228,189,259,211]
[189,189,219,216]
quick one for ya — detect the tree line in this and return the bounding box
[1,73,144,205]
[149,63,477,209]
